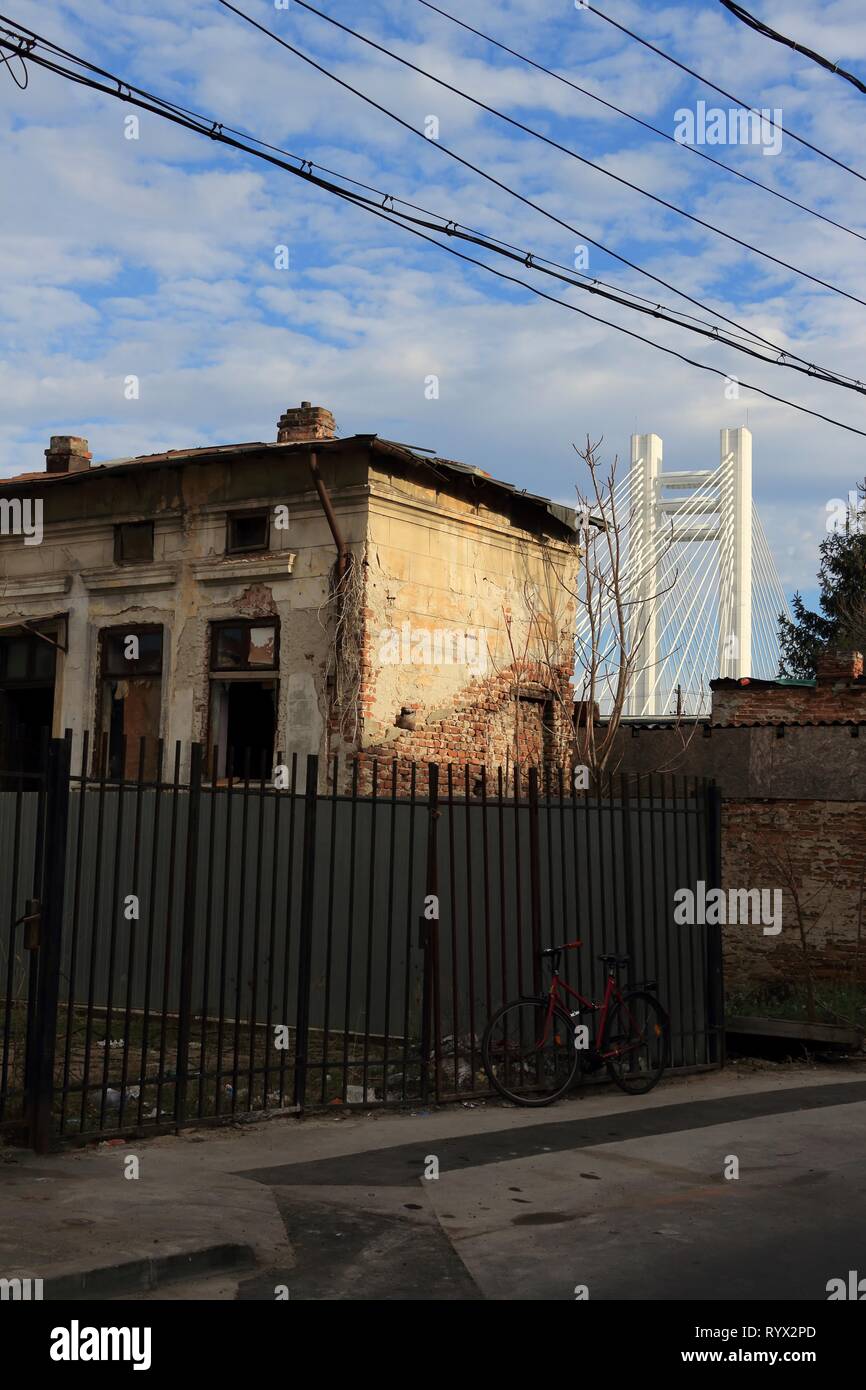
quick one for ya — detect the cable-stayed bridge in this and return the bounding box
[574,428,791,719]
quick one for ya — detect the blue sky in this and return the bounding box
[3,0,866,607]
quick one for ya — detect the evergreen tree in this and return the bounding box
[778,480,866,678]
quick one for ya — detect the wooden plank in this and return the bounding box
[726,1015,861,1046]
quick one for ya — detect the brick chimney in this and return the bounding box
[45,435,91,474]
[815,649,864,683]
[276,402,335,443]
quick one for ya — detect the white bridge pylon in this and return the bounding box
[572,427,790,719]
[628,427,754,717]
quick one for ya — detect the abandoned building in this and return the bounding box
[0,404,581,782]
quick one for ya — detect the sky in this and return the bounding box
[2,0,866,609]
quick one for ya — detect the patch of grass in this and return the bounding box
[727,982,866,1029]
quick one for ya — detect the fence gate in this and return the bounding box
[5,739,723,1150]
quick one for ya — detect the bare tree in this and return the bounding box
[522,437,679,778]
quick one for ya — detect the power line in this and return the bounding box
[583,1,866,184]
[2,18,866,438]
[211,0,835,359]
[414,0,866,246]
[362,201,866,440]
[5,11,861,395]
[254,0,866,310]
[720,1,866,97]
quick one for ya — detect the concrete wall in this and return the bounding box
[605,722,866,801]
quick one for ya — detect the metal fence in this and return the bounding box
[0,736,722,1150]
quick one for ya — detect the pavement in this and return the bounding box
[2,1058,866,1300]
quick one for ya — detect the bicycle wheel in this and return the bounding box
[482,995,581,1106]
[603,990,669,1095]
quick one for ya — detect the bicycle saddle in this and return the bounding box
[598,953,630,967]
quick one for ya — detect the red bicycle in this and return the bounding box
[482,939,669,1107]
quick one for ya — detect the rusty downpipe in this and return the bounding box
[308,449,350,580]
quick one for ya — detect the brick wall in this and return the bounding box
[711,650,866,725]
[722,798,866,991]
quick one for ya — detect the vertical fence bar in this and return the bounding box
[620,774,636,972]
[80,733,109,1133]
[340,759,359,1103]
[137,738,164,1127]
[197,746,219,1118]
[446,764,458,1093]
[420,763,439,1104]
[30,738,71,1153]
[361,761,379,1101]
[99,736,127,1129]
[175,742,203,1127]
[262,748,282,1112]
[683,776,701,1065]
[399,762,418,1102]
[155,743,182,1121]
[463,764,478,1088]
[230,751,252,1114]
[319,756,338,1104]
[118,737,146,1131]
[380,760,398,1102]
[247,752,268,1110]
[277,753,297,1107]
[527,767,542,995]
[214,749,234,1119]
[1,756,25,1124]
[292,754,319,1112]
[705,782,725,1066]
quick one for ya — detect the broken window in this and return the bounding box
[226,510,269,555]
[208,619,278,778]
[114,521,154,564]
[0,627,59,772]
[99,625,163,779]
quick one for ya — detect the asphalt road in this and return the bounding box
[220,1075,866,1301]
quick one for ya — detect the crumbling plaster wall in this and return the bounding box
[353,461,578,780]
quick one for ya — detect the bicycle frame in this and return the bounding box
[543,968,642,1060]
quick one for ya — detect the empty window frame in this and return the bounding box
[99,625,164,778]
[0,627,59,772]
[114,521,154,564]
[208,619,278,777]
[226,509,269,555]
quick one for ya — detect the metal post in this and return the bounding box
[292,754,319,1111]
[705,783,725,1066]
[30,738,71,1153]
[175,742,203,1127]
[420,764,439,1104]
[527,767,542,995]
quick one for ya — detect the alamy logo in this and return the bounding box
[378,622,487,675]
[0,497,43,545]
[0,1276,43,1300]
[827,1270,866,1300]
[49,1320,152,1371]
[673,101,782,156]
[673,880,782,935]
